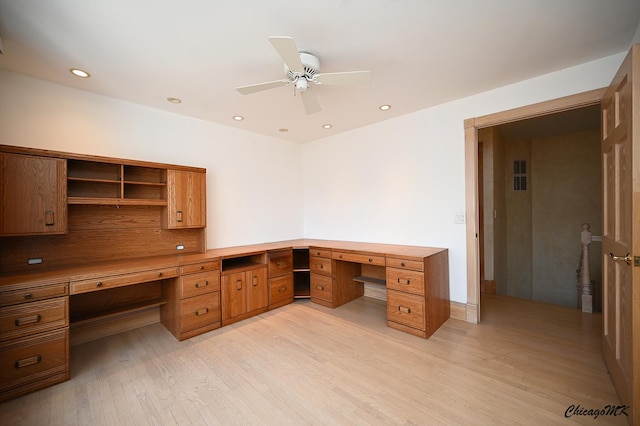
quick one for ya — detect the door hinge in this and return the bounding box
[635,256,640,267]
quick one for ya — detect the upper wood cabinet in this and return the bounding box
[0,153,67,236]
[166,170,206,229]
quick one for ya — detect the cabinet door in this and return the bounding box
[0,153,67,236]
[166,170,206,229]
[221,272,246,320]
[246,268,268,312]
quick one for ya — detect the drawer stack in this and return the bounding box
[161,260,221,340]
[309,247,333,307]
[268,249,294,309]
[386,251,449,338]
[0,274,70,402]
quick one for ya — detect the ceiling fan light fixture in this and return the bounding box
[69,68,90,78]
[295,78,309,93]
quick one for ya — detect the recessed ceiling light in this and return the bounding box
[166,97,182,104]
[322,124,332,129]
[69,68,90,78]
[233,115,244,121]
[279,128,289,133]
[379,104,391,111]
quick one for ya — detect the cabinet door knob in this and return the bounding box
[23,293,32,300]
[96,281,103,288]
[236,280,242,290]
[44,211,55,226]
[252,276,258,286]
[401,262,406,267]
[176,210,183,223]
[157,272,163,277]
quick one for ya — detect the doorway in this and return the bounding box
[478,106,602,309]
[464,88,606,323]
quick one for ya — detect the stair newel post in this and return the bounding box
[579,223,593,313]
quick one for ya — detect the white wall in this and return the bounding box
[0,69,304,248]
[303,52,626,303]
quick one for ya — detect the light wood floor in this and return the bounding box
[0,295,626,425]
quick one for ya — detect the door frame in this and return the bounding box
[464,88,606,323]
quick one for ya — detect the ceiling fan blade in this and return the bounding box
[314,70,372,85]
[269,36,304,73]
[236,79,289,95]
[300,89,321,115]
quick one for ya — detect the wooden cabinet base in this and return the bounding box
[386,320,428,339]
[221,306,268,327]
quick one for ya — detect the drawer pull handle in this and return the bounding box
[199,265,205,270]
[398,278,411,285]
[401,262,406,267]
[316,252,321,256]
[236,280,242,290]
[157,272,163,277]
[176,210,183,222]
[195,280,208,288]
[398,306,412,314]
[15,314,41,326]
[368,258,373,262]
[44,210,55,226]
[278,286,287,292]
[276,261,285,267]
[339,255,343,259]
[96,281,103,288]
[317,264,324,269]
[316,285,325,291]
[196,308,209,316]
[252,276,259,286]
[15,355,42,369]
[24,293,33,300]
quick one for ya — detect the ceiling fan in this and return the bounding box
[236,36,372,114]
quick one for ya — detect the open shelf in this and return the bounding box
[67,159,167,205]
[221,253,267,273]
[70,299,166,326]
[353,275,386,287]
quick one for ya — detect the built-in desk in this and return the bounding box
[0,239,448,402]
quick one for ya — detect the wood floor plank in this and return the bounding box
[0,294,628,425]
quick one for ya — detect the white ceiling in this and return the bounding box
[1,1,639,143]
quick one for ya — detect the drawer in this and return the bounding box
[1,282,69,307]
[268,250,293,278]
[180,292,220,333]
[332,251,385,266]
[386,257,424,272]
[309,247,331,258]
[71,267,179,294]
[310,274,332,302]
[0,297,68,342]
[181,260,220,276]
[0,328,69,392]
[180,271,220,299]
[310,257,332,276]
[269,275,294,306]
[386,268,425,296]
[387,290,425,331]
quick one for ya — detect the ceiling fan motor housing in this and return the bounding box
[285,52,320,81]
